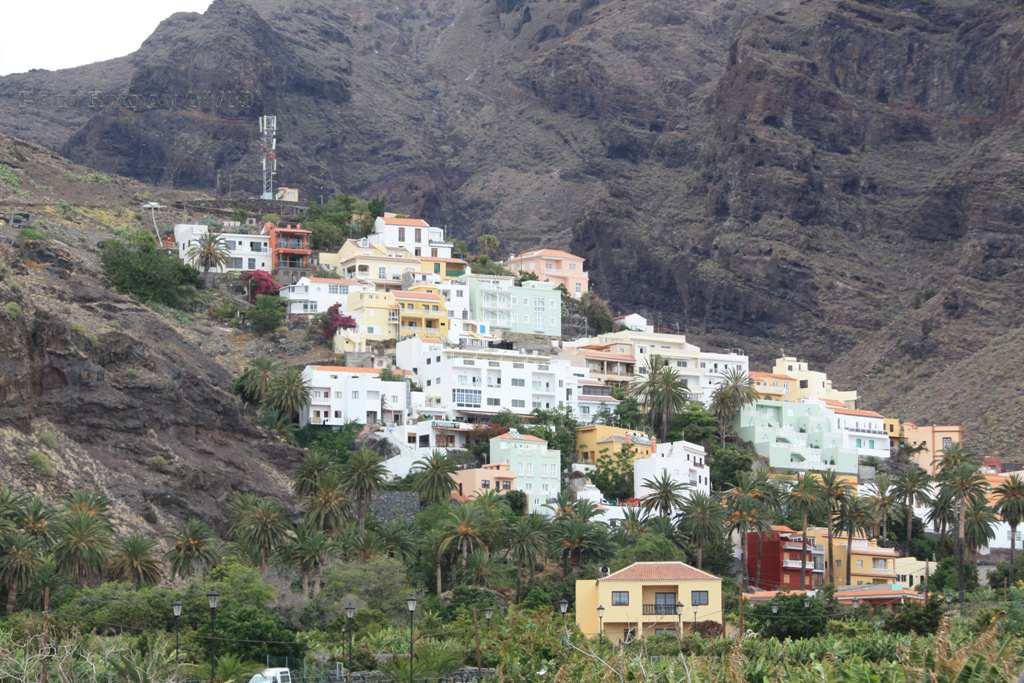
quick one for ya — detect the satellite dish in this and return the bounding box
[600,565,611,577]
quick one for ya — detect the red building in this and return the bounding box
[263,222,314,283]
[746,525,824,591]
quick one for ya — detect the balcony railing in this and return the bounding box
[642,604,681,616]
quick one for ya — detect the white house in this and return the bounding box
[173,223,270,273]
[615,313,654,333]
[395,336,580,421]
[300,365,409,428]
[278,276,373,316]
[634,440,711,502]
[575,378,620,424]
[488,429,562,514]
[367,213,453,258]
[829,403,890,461]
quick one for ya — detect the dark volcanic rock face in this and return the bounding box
[2,0,1024,454]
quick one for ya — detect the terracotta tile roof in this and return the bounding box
[833,406,884,418]
[834,587,925,601]
[419,336,445,345]
[750,371,795,381]
[309,365,407,377]
[516,248,583,261]
[580,395,620,403]
[602,561,719,582]
[581,349,635,363]
[394,290,444,302]
[771,525,795,533]
[422,257,468,264]
[382,214,430,227]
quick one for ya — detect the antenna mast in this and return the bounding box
[259,115,277,200]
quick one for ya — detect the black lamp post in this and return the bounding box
[771,600,779,615]
[596,604,605,644]
[172,600,182,664]
[558,598,569,620]
[406,595,417,683]
[207,591,219,683]
[675,601,684,639]
[345,602,356,673]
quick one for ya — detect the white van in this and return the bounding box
[248,668,291,683]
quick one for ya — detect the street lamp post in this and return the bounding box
[406,595,417,683]
[675,602,684,640]
[345,603,356,674]
[206,591,220,683]
[771,600,779,616]
[558,598,569,621]
[596,604,605,644]
[172,601,182,664]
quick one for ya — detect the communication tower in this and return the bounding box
[259,115,277,200]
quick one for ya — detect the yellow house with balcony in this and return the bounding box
[576,562,722,643]
[804,527,899,586]
[420,256,468,281]
[576,425,655,465]
[394,287,450,340]
[320,238,420,290]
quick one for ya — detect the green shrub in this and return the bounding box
[210,299,241,323]
[3,301,22,319]
[27,449,54,476]
[0,163,20,188]
[100,231,200,309]
[883,597,943,635]
[749,593,828,640]
[248,295,285,334]
[16,227,47,243]
[37,428,58,450]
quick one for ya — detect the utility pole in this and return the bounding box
[259,115,278,200]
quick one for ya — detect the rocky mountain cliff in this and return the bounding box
[0,135,303,534]
[2,0,1023,454]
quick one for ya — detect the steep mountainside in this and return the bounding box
[0,135,303,534]
[1,0,1023,454]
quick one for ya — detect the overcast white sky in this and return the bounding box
[0,1,213,76]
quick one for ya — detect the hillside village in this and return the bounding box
[170,207,1024,602]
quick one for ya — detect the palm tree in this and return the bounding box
[282,521,333,597]
[834,493,876,586]
[343,449,389,532]
[724,471,772,591]
[63,491,112,523]
[867,473,898,539]
[617,507,651,543]
[629,355,689,440]
[545,491,576,521]
[304,471,351,536]
[709,367,759,444]
[266,367,311,421]
[963,499,997,565]
[818,471,851,587]
[993,473,1024,586]
[108,535,163,588]
[553,517,599,577]
[477,233,500,258]
[377,519,416,562]
[892,466,931,556]
[53,512,113,586]
[676,491,726,570]
[786,473,824,590]
[505,515,548,600]
[186,230,230,277]
[18,497,57,547]
[237,357,279,405]
[413,451,457,505]
[937,448,987,605]
[437,506,487,593]
[293,452,337,498]
[640,472,688,518]
[0,533,43,614]
[231,496,291,572]
[165,519,219,579]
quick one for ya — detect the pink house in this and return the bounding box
[506,248,589,299]
[451,464,516,502]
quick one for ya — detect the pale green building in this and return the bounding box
[463,274,561,337]
[488,429,561,514]
[735,400,859,476]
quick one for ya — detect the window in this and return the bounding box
[486,398,501,407]
[452,388,482,407]
[227,257,244,269]
[868,439,875,449]
[481,480,490,489]
[690,590,709,606]
[575,282,581,292]
[415,228,423,242]
[513,362,524,369]
[611,591,629,606]
[511,399,526,408]
[799,379,808,389]
[352,391,360,399]
[511,378,525,387]
[873,558,887,570]
[856,559,863,568]
[247,258,256,269]
[378,267,386,279]
[942,436,953,449]
[398,227,406,241]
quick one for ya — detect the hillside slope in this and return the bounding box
[0,134,303,534]
[1,0,1022,454]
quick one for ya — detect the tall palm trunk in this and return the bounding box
[827,525,835,586]
[436,560,443,595]
[5,584,16,615]
[905,500,914,556]
[696,544,704,570]
[957,506,967,605]
[1010,523,1018,587]
[845,523,854,587]
[514,563,523,602]
[800,512,808,590]
[754,532,765,589]
[739,526,748,591]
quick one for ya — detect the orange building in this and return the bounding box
[749,371,798,401]
[901,422,964,474]
[506,248,589,299]
[451,464,516,501]
[263,222,314,282]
